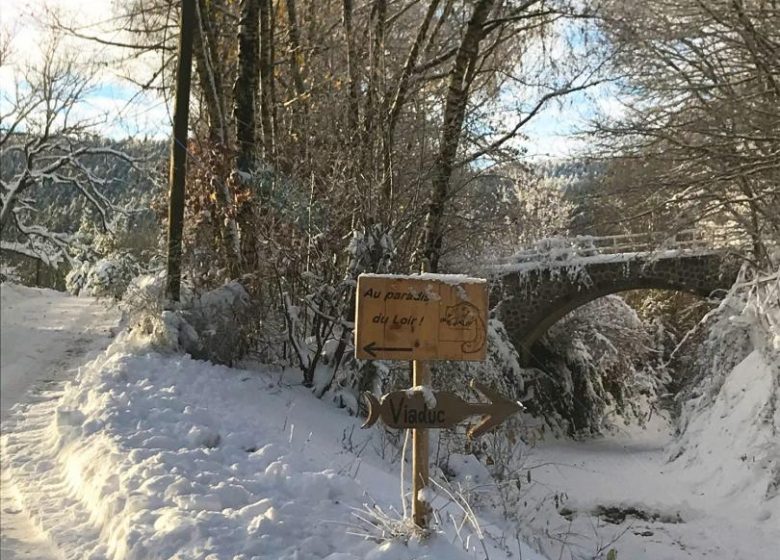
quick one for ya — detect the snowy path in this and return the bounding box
[1,284,120,560]
[0,284,542,560]
[520,405,779,559]
[1,284,119,420]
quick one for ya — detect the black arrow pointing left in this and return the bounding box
[362,341,413,358]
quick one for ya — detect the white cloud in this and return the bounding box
[1,0,170,139]
[521,132,587,160]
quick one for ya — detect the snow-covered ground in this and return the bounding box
[1,284,544,560]
[1,284,119,420]
[1,283,120,560]
[519,367,779,559]
[1,284,778,559]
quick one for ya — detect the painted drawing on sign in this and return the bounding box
[440,301,485,353]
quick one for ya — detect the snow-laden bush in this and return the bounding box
[446,168,576,272]
[280,225,395,392]
[64,213,160,299]
[669,265,779,501]
[672,265,779,433]
[672,267,778,415]
[186,281,254,366]
[532,295,667,435]
[66,255,140,299]
[121,273,254,366]
[64,263,88,294]
[120,272,199,354]
[0,263,22,283]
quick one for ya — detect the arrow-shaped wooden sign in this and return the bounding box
[361,380,524,439]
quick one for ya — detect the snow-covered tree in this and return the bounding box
[442,163,576,270]
[1,35,138,271]
[591,0,780,262]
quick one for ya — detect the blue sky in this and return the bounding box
[0,0,171,139]
[82,83,171,139]
[519,83,624,159]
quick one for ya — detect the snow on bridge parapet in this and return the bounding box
[485,228,745,272]
[485,248,724,280]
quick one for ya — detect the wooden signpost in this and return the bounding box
[354,273,523,529]
[355,274,489,362]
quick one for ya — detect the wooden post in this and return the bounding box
[165,0,196,302]
[412,359,431,528]
[353,272,490,530]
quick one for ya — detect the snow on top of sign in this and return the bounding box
[359,273,486,285]
[406,385,438,408]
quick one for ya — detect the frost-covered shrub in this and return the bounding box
[121,274,254,365]
[623,289,711,381]
[186,281,254,366]
[63,212,160,299]
[66,254,140,299]
[65,263,88,295]
[279,226,396,392]
[120,273,199,354]
[673,266,779,432]
[1,263,23,283]
[445,167,576,271]
[533,295,666,435]
[668,266,779,501]
[345,225,395,276]
[121,271,173,311]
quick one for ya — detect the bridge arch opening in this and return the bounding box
[525,284,718,349]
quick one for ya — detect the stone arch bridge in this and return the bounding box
[483,230,744,364]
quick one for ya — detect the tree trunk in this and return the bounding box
[285,0,306,97]
[259,0,276,160]
[234,0,260,173]
[342,0,360,133]
[166,0,196,302]
[364,0,386,141]
[417,0,495,272]
[382,0,440,201]
[192,0,241,277]
[193,0,227,145]
[233,0,261,274]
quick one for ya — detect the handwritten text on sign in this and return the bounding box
[354,274,488,361]
[361,381,524,438]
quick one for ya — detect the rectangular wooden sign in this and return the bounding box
[354,274,488,361]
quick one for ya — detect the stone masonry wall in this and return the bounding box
[490,253,740,362]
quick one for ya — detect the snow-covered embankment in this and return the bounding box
[1,289,543,560]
